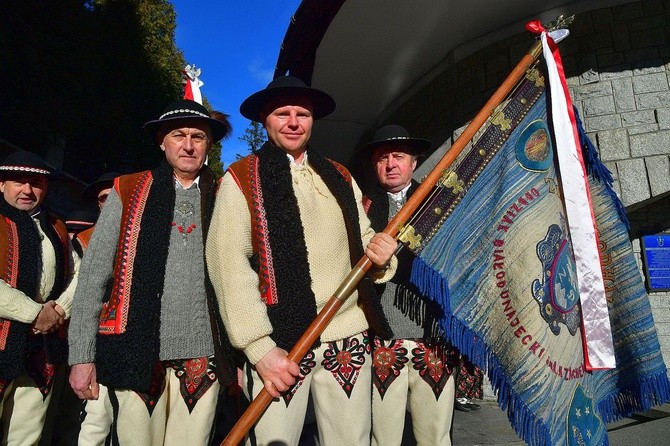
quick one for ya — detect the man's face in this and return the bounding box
[159,120,212,181]
[0,173,49,213]
[97,187,111,210]
[262,96,314,157]
[372,146,418,193]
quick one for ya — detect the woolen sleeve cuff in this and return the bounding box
[369,254,398,284]
[243,336,277,365]
[68,338,97,365]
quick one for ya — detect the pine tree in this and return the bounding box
[237,121,266,159]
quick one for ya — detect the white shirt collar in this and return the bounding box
[286,152,308,167]
[175,175,200,190]
[387,182,412,201]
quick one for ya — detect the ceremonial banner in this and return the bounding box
[408,60,670,444]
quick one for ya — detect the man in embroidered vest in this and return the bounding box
[362,125,458,446]
[206,76,398,445]
[0,151,79,445]
[68,100,238,445]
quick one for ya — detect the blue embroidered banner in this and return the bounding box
[409,68,670,445]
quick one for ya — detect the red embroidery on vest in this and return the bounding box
[4,218,19,288]
[244,156,278,305]
[0,218,18,350]
[98,172,153,334]
[362,196,372,214]
[329,160,352,185]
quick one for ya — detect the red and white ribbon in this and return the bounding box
[182,64,204,104]
[526,21,615,370]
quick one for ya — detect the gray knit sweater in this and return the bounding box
[380,194,424,340]
[68,183,214,365]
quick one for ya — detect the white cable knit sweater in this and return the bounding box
[206,159,396,365]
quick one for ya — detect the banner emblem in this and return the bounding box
[516,120,553,172]
[532,223,581,336]
[566,385,604,446]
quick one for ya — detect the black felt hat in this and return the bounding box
[143,99,232,142]
[363,125,431,155]
[65,209,98,232]
[0,151,52,177]
[82,171,119,201]
[239,76,336,122]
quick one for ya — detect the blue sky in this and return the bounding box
[171,1,302,167]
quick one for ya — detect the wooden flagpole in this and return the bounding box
[222,38,544,446]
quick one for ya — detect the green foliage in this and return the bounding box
[0,0,188,181]
[237,121,266,159]
[207,143,224,179]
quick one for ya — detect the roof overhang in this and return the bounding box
[276,0,631,165]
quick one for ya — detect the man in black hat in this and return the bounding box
[362,125,458,446]
[82,171,119,211]
[207,76,398,445]
[68,99,238,445]
[67,171,118,259]
[0,151,79,444]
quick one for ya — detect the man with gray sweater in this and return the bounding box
[68,100,237,445]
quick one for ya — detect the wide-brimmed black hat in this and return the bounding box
[0,151,52,177]
[143,99,232,142]
[66,209,98,232]
[240,76,336,122]
[362,125,431,155]
[82,171,119,201]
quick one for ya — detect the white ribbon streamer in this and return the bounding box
[541,31,616,369]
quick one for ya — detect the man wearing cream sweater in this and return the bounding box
[207,76,397,446]
[0,151,79,445]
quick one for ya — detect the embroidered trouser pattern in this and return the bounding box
[371,338,457,446]
[109,356,219,446]
[243,331,371,446]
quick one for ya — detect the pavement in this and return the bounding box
[296,398,670,445]
[450,400,670,445]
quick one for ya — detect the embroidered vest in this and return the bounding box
[94,164,238,392]
[0,212,70,381]
[228,155,353,305]
[74,225,95,252]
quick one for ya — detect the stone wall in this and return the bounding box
[383,0,670,372]
[628,195,670,369]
